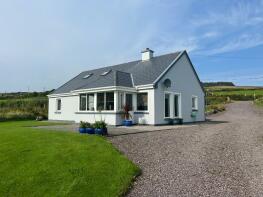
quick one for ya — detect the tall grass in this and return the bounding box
[254,98,263,107]
[0,97,48,121]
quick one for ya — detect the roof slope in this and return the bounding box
[52,51,182,94]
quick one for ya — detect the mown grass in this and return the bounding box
[0,121,140,197]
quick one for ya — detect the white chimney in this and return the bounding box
[141,48,154,61]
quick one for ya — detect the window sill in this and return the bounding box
[75,111,116,114]
[164,117,182,120]
[55,111,61,114]
[192,109,198,111]
[134,111,149,114]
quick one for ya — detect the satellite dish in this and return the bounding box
[163,79,171,88]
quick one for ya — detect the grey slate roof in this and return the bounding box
[52,51,182,94]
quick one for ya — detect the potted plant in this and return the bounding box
[93,120,107,135]
[122,105,133,126]
[86,122,95,134]
[79,121,86,133]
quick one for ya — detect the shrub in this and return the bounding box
[206,96,228,105]
[206,104,226,114]
[93,121,107,129]
[255,98,263,107]
[0,111,36,121]
[79,121,87,128]
[0,97,48,121]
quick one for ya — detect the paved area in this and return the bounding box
[110,102,263,197]
[36,122,197,136]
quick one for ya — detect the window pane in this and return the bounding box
[165,94,170,117]
[118,92,124,110]
[125,94,133,111]
[192,97,198,109]
[79,94,86,111]
[106,92,114,110]
[137,93,148,111]
[57,99,61,111]
[192,97,195,108]
[97,93,105,111]
[87,94,94,111]
[174,95,179,117]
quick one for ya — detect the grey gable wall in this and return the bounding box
[154,52,205,124]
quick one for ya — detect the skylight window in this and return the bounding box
[100,70,111,76]
[83,73,93,79]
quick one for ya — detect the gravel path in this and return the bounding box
[110,101,263,197]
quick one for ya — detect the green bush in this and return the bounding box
[255,98,263,107]
[0,111,36,121]
[0,97,48,121]
[206,104,226,114]
[206,96,228,105]
[227,94,255,101]
[93,121,107,129]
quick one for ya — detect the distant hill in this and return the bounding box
[0,90,54,100]
[202,82,235,87]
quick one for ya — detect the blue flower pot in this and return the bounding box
[86,128,95,134]
[123,120,133,127]
[95,128,107,135]
[79,128,86,134]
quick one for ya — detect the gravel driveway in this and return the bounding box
[110,101,263,197]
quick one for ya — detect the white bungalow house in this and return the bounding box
[48,48,205,125]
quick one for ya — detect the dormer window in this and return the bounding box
[83,73,93,79]
[100,70,111,76]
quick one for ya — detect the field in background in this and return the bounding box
[0,91,50,121]
[1,86,263,121]
[205,86,263,114]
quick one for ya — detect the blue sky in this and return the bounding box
[0,0,263,92]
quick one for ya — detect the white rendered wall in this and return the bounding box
[48,96,118,125]
[132,89,155,125]
[154,53,205,124]
[48,89,155,125]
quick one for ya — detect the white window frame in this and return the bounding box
[96,92,115,112]
[174,93,181,118]
[163,91,181,119]
[56,98,61,111]
[136,92,148,112]
[87,93,95,111]
[164,93,171,118]
[79,93,95,111]
[192,95,198,111]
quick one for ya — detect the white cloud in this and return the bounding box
[197,34,263,55]
[192,1,263,27]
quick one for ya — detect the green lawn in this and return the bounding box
[0,121,140,197]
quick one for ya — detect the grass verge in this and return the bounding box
[0,121,140,197]
[254,98,263,107]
